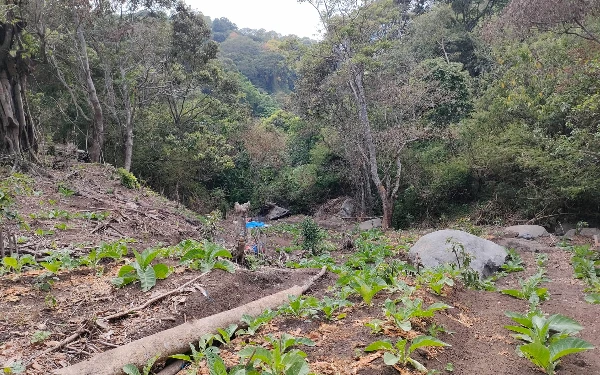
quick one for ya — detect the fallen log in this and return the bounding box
[54,267,326,375]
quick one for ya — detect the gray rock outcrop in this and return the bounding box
[564,227,600,239]
[409,229,507,278]
[504,225,548,239]
[358,218,382,230]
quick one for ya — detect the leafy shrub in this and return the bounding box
[117,168,140,189]
[300,217,325,255]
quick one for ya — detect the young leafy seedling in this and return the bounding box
[179,240,235,273]
[501,269,549,307]
[238,333,315,375]
[383,297,452,331]
[319,296,352,320]
[504,310,594,375]
[122,354,159,375]
[112,248,170,292]
[279,295,320,318]
[337,269,387,305]
[237,309,278,336]
[365,335,450,373]
[501,249,525,273]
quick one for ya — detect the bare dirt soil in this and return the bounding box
[1,161,599,375]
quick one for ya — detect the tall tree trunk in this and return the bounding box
[348,65,393,229]
[0,13,37,160]
[75,19,104,163]
[120,65,134,171]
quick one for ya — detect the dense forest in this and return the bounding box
[1,0,599,229]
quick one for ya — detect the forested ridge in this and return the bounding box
[1,0,599,229]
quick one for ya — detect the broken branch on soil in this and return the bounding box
[97,273,207,325]
[39,324,89,357]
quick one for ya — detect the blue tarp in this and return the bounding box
[246,221,266,229]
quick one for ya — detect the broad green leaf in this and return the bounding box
[501,289,524,299]
[138,248,159,269]
[397,319,412,331]
[118,264,136,277]
[505,311,533,328]
[153,263,170,279]
[549,337,594,361]
[40,262,60,273]
[3,257,18,269]
[122,364,141,375]
[239,346,272,364]
[504,325,534,339]
[409,335,450,354]
[547,314,584,334]
[169,354,191,361]
[206,351,228,375]
[364,340,394,352]
[519,342,551,369]
[181,249,205,262]
[407,357,428,372]
[382,352,400,365]
[584,293,600,304]
[214,259,235,273]
[283,355,310,375]
[139,266,157,292]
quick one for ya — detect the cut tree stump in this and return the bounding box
[53,267,326,375]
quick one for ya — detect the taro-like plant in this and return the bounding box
[501,269,549,306]
[364,335,450,372]
[504,310,594,375]
[279,295,320,318]
[81,240,129,269]
[237,309,278,336]
[179,240,235,273]
[318,296,352,320]
[337,269,387,305]
[122,354,159,375]
[215,324,238,344]
[112,248,170,291]
[501,249,525,273]
[2,254,38,273]
[418,265,458,296]
[171,333,221,364]
[238,333,315,375]
[383,297,451,331]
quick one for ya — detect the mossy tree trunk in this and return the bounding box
[0,7,37,161]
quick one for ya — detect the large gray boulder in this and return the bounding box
[505,225,548,239]
[564,227,600,239]
[409,229,507,278]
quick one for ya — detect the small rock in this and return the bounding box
[338,199,354,218]
[504,225,548,239]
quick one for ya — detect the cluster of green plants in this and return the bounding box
[29,209,109,221]
[0,239,133,276]
[568,245,600,304]
[504,308,594,375]
[117,168,140,189]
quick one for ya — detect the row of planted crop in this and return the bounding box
[1,239,237,292]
